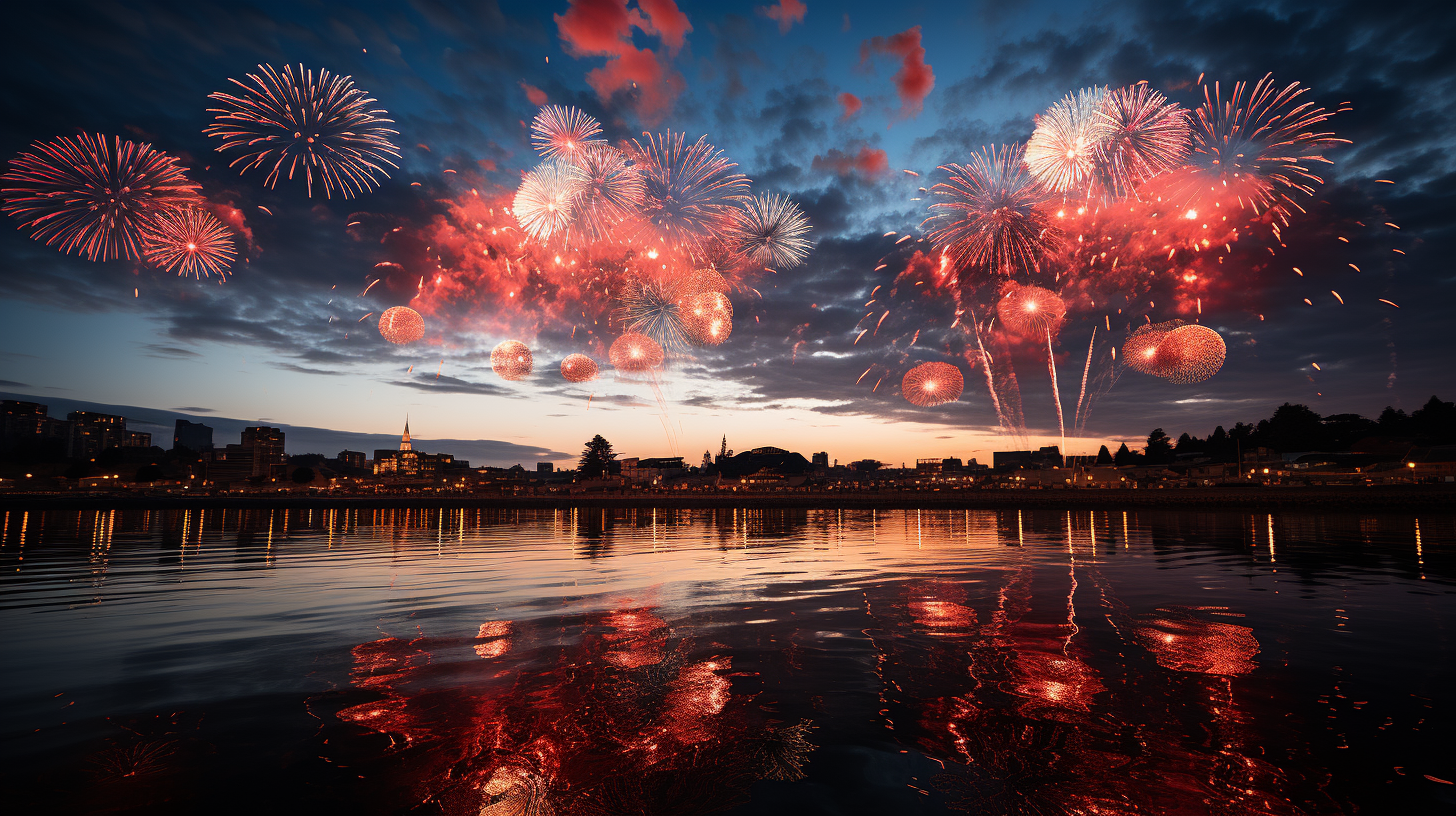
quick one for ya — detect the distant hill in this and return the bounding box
[0,391,571,468]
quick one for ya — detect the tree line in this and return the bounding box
[1098,395,1455,466]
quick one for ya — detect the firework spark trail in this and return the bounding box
[1074,326,1096,435]
[971,312,1026,446]
[2,133,200,262]
[205,64,400,198]
[1047,327,1066,458]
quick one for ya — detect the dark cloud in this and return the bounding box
[384,372,513,396]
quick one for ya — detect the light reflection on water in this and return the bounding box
[1,506,1453,814]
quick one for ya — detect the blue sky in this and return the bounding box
[1,0,1451,466]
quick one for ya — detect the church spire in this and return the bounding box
[400,416,412,451]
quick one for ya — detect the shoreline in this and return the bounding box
[2,485,1453,512]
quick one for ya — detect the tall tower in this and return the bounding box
[400,417,412,451]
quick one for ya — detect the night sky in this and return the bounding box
[1,0,1451,467]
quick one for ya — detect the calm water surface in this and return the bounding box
[2,506,1453,814]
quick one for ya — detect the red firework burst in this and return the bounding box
[560,353,599,383]
[491,340,534,380]
[680,290,734,346]
[378,306,425,344]
[1154,73,1349,219]
[1093,84,1190,199]
[143,207,237,278]
[1,133,200,262]
[205,64,401,198]
[902,362,964,407]
[1157,324,1226,383]
[996,284,1067,337]
[1122,321,1225,383]
[609,332,665,372]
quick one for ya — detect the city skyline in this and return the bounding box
[2,0,1452,469]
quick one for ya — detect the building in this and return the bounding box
[537,462,554,474]
[173,419,214,452]
[65,411,150,457]
[993,446,1064,470]
[374,420,462,477]
[338,450,366,469]
[241,426,286,477]
[621,456,687,481]
[811,451,829,469]
[207,426,286,484]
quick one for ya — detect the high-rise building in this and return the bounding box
[338,450,366,469]
[537,462,554,474]
[241,426,286,477]
[811,451,829,469]
[173,419,214,452]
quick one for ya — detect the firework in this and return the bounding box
[924,144,1057,275]
[609,332,665,372]
[685,267,731,294]
[902,362,964,407]
[1025,87,1112,193]
[491,340,534,380]
[631,131,750,257]
[378,306,425,344]
[513,159,584,241]
[560,353,600,383]
[1093,84,1190,199]
[1157,324,1226,383]
[680,290,734,345]
[1,133,200,262]
[618,275,692,356]
[142,207,237,278]
[1122,321,1179,376]
[728,193,812,270]
[569,144,643,241]
[1162,74,1348,217]
[530,105,604,161]
[1121,321,1224,383]
[205,64,400,198]
[996,284,1067,337]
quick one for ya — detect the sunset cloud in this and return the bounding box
[859,25,935,120]
[554,0,690,120]
[759,0,808,34]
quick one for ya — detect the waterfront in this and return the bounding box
[2,506,1453,814]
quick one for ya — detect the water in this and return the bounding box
[1,506,1453,815]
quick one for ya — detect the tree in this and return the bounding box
[1096,445,1113,465]
[1113,442,1136,466]
[579,435,616,478]
[291,467,315,484]
[1145,429,1173,464]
